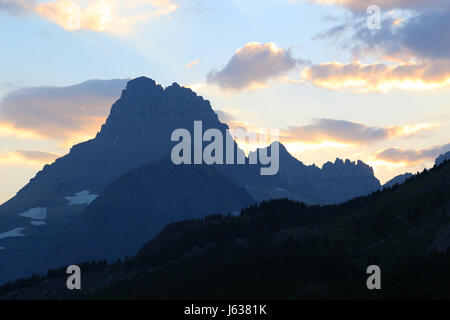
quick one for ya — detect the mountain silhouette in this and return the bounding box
[252,142,381,204]
[1,78,228,212]
[384,172,413,188]
[0,76,382,283]
[436,151,450,166]
[43,159,254,269]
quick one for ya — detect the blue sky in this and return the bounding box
[0,0,449,203]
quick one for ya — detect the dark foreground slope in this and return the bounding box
[2,162,449,300]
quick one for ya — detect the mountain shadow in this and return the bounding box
[40,158,255,270]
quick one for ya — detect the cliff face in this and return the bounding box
[2,76,382,214]
[5,77,228,211]
[316,159,381,204]
[254,143,381,204]
[0,77,238,284]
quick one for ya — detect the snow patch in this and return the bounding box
[31,221,47,226]
[65,190,98,205]
[20,207,47,220]
[0,228,26,239]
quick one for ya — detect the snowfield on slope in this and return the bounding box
[65,191,98,206]
[0,228,26,239]
[20,207,47,220]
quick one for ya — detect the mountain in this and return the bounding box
[0,76,381,284]
[0,77,381,214]
[42,159,254,269]
[382,151,450,189]
[1,78,226,213]
[0,76,292,281]
[0,77,240,283]
[316,158,380,204]
[252,143,381,204]
[383,173,413,188]
[436,151,450,166]
[2,159,449,300]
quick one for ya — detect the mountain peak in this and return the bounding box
[122,76,164,100]
[93,79,218,144]
[274,141,288,153]
[436,151,450,166]
[109,77,214,117]
[126,76,160,89]
[169,81,181,88]
[321,158,374,175]
[260,141,288,154]
[253,141,298,164]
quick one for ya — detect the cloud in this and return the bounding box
[0,79,127,144]
[217,116,438,156]
[207,42,306,90]
[216,109,275,139]
[312,23,350,41]
[349,9,450,62]
[217,114,436,149]
[301,0,447,12]
[304,1,450,93]
[0,0,35,15]
[215,109,236,124]
[147,0,178,16]
[302,61,450,92]
[309,3,449,62]
[185,60,199,68]
[35,0,111,32]
[0,150,59,164]
[283,119,436,145]
[0,0,179,33]
[374,143,450,165]
[0,122,41,139]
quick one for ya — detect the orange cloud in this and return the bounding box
[207,42,301,91]
[0,150,59,165]
[283,119,437,145]
[298,0,446,12]
[0,122,42,139]
[374,143,450,166]
[302,61,450,92]
[217,114,437,153]
[185,60,199,69]
[4,0,179,33]
[145,0,178,17]
[0,79,127,146]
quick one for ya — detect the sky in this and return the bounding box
[0,0,449,204]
